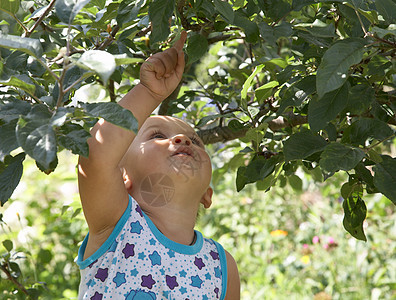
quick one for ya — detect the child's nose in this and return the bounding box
[172,135,191,146]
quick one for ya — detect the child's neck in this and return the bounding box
[142,202,198,245]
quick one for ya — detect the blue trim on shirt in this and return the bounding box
[76,196,132,269]
[213,240,228,300]
[141,209,204,255]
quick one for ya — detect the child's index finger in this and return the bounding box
[173,31,187,52]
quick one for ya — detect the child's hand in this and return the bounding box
[139,31,187,101]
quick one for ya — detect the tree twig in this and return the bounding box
[197,112,308,144]
[97,25,120,50]
[354,9,368,37]
[25,0,57,37]
[0,263,29,295]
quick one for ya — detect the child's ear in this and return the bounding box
[122,168,133,191]
[200,187,213,209]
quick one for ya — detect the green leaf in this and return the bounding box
[0,34,43,58]
[15,105,57,170]
[375,0,396,24]
[245,155,280,183]
[62,66,87,92]
[0,99,31,123]
[343,195,367,241]
[0,0,20,14]
[148,0,175,43]
[55,0,91,24]
[316,38,366,98]
[236,166,248,192]
[2,239,13,251]
[344,84,374,115]
[283,129,327,161]
[278,75,316,114]
[0,153,25,206]
[0,120,18,161]
[241,65,264,100]
[57,124,91,157]
[341,118,394,146]
[228,119,245,132]
[0,74,36,96]
[373,155,396,205]
[366,55,392,76]
[345,0,366,10]
[294,19,337,38]
[196,113,234,128]
[113,54,144,66]
[319,142,365,173]
[9,261,21,277]
[308,83,349,132]
[256,174,275,191]
[38,249,53,264]
[116,0,144,27]
[258,0,291,20]
[290,0,311,10]
[5,51,28,71]
[232,11,259,43]
[186,34,208,64]
[36,156,58,175]
[371,24,396,38]
[288,174,303,191]
[77,50,116,84]
[82,102,139,133]
[214,0,234,23]
[259,22,293,46]
[255,81,279,103]
[72,207,82,218]
[354,162,375,190]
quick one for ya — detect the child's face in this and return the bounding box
[124,116,212,193]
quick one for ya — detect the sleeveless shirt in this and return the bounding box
[77,195,228,299]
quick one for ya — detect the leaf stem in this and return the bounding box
[0,9,28,33]
[354,9,368,37]
[37,58,60,82]
[56,68,67,108]
[63,73,91,94]
[366,134,396,151]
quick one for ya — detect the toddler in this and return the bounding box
[76,31,240,299]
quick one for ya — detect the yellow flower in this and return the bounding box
[270,230,288,237]
[300,255,310,265]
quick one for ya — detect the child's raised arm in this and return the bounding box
[78,32,186,257]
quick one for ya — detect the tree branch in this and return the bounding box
[25,0,56,37]
[197,113,308,145]
[0,263,29,295]
[96,25,120,50]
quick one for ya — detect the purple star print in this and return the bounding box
[88,260,97,268]
[210,250,219,260]
[215,287,220,298]
[94,268,108,282]
[135,205,143,217]
[90,292,103,300]
[194,256,205,270]
[122,243,135,258]
[141,274,156,289]
[166,275,179,290]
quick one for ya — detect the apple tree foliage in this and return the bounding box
[0,0,395,244]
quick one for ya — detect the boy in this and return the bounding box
[76,31,240,299]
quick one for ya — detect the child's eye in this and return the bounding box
[150,131,166,139]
